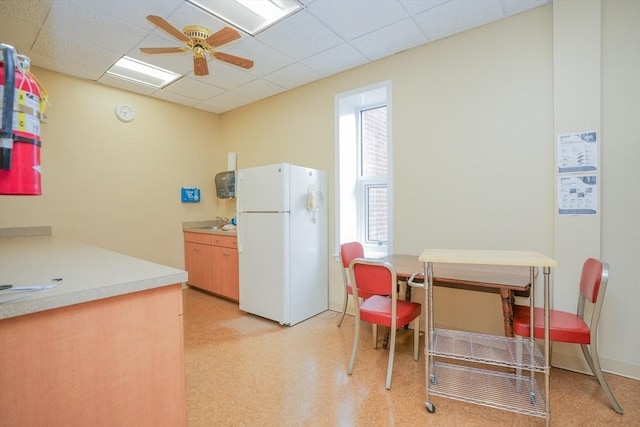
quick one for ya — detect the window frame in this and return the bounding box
[335,81,393,258]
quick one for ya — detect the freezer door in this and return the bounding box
[238,211,290,324]
[237,163,290,212]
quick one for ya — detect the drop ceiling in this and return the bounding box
[0,0,550,114]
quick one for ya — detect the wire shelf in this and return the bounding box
[427,361,547,418]
[429,328,545,371]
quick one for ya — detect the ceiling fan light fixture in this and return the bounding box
[105,56,180,88]
[186,0,303,36]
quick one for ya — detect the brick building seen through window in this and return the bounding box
[360,106,388,245]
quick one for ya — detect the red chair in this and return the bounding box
[337,242,365,327]
[347,258,421,389]
[513,258,623,414]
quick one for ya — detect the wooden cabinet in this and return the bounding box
[184,234,214,291]
[184,231,238,301]
[211,235,239,301]
[1,285,186,426]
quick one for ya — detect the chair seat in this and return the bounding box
[360,295,421,328]
[513,305,590,344]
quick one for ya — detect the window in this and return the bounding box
[360,106,388,246]
[336,82,392,257]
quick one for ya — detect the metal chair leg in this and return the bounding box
[581,343,624,414]
[385,326,397,390]
[337,292,349,327]
[347,317,360,375]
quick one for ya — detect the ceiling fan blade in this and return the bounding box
[205,27,241,48]
[214,52,254,69]
[193,56,209,76]
[146,15,190,43]
[140,47,186,54]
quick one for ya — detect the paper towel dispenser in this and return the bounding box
[215,171,235,199]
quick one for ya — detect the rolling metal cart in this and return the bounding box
[419,249,557,426]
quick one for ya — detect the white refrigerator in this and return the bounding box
[236,163,328,326]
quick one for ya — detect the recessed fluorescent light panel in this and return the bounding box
[106,56,180,88]
[187,0,303,35]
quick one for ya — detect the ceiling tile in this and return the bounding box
[264,62,323,90]
[302,43,370,76]
[413,0,506,41]
[72,0,183,30]
[351,18,428,61]
[30,32,120,80]
[256,10,343,60]
[151,90,200,107]
[196,92,254,114]
[232,79,287,101]
[41,0,148,54]
[504,0,550,16]
[164,76,225,100]
[308,0,409,41]
[399,0,451,15]
[0,0,54,55]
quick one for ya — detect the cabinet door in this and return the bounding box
[184,242,213,291]
[212,246,239,301]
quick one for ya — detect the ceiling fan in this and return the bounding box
[140,15,254,76]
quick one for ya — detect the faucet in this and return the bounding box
[216,216,230,226]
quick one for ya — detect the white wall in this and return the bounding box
[597,0,639,378]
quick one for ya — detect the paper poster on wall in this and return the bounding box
[557,131,598,174]
[558,175,598,215]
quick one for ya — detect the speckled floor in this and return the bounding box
[183,287,639,426]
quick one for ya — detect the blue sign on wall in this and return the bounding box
[181,187,201,203]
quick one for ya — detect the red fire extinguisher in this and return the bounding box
[0,44,46,195]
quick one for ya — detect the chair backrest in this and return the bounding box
[578,258,610,330]
[340,242,364,285]
[349,258,396,298]
[580,258,606,304]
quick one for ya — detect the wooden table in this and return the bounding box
[378,254,535,337]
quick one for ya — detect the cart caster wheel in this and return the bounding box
[425,402,436,413]
[530,393,536,405]
[430,374,438,385]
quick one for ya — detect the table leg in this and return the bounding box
[403,279,412,329]
[499,289,515,337]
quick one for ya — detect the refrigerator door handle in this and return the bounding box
[237,213,243,253]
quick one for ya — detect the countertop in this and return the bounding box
[182,220,236,236]
[0,233,187,320]
[184,227,237,236]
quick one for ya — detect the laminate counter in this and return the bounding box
[0,234,187,319]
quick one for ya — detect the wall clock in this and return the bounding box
[115,104,135,122]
